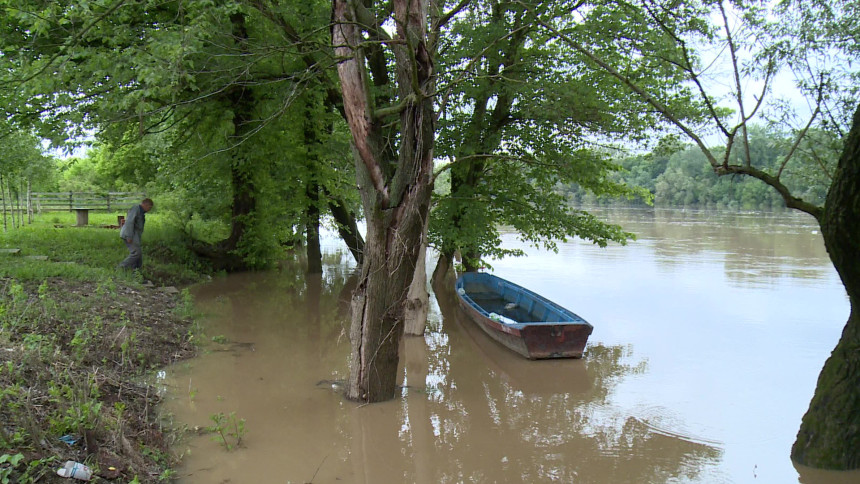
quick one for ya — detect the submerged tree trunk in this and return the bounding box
[304,96,323,274]
[404,219,430,336]
[431,252,456,291]
[792,103,860,469]
[345,203,430,401]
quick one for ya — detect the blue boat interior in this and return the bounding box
[456,273,587,326]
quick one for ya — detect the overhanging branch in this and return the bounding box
[718,164,823,220]
[521,3,720,168]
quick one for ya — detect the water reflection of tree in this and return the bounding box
[190,253,353,354]
[392,283,724,483]
[794,462,860,484]
[589,208,832,288]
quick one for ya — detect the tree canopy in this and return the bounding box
[429,0,709,269]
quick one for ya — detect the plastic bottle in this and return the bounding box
[56,461,92,481]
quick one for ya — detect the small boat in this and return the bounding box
[454,272,593,359]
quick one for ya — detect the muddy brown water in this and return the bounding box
[162,208,859,483]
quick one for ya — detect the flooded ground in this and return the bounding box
[162,208,859,483]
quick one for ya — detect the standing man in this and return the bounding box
[118,198,153,270]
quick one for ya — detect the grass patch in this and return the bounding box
[0,211,210,285]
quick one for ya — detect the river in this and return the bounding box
[162,207,858,483]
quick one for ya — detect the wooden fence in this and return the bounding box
[28,192,147,212]
[1,192,146,230]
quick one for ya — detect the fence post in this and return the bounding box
[69,191,73,212]
[107,193,111,212]
[27,179,32,224]
[1,174,6,233]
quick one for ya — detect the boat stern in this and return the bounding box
[520,323,594,359]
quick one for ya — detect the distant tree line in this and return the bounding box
[562,125,838,211]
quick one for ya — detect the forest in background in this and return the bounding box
[4,120,838,228]
[562,125,837,211]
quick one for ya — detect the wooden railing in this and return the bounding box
[26,192,147,212]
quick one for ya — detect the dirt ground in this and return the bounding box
[1,277,198,483]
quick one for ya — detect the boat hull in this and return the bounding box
[455,273,593,359]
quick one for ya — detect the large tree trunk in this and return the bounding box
[333,0,435,403]
[224,12,256,257]
[346,207,428,401]
[792,103,860,469]
[192,13,256,271]
[404,218,430,336]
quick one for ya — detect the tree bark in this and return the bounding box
[404,218,430,336]
[792,103,860,469]
[345,184,432,401]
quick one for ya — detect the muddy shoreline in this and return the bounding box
[1,277,198,483]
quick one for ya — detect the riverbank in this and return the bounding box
[1,212,210,482]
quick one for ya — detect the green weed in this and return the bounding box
[158,469,177,481]
[207,412,246,451]
[46,373,103,435]
[0,453,24,484]
[175,288,196,319]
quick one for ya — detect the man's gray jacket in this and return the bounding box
[119,204,146,243]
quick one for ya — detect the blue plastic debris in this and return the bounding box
[58,435,78,446]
